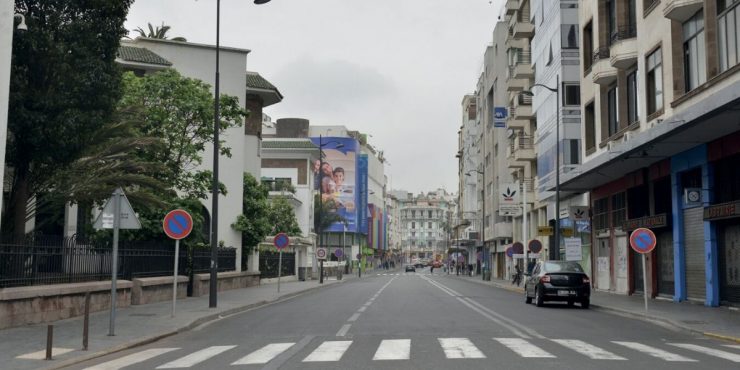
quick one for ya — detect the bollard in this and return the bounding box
[83,292,90,350]
[45,325,53,360]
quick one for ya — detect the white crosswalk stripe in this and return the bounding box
[551,339,625,360]
[438,338,486,359]
[494,337,555,358]
[612,341,697,362]
[302,341,353,362]
[668,343,740,363]
[156,346,235,368]
[724,344,740,350]
[84,348,180,370]
[231,343,295,365]
[373,339,411,360]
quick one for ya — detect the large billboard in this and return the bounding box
[311,137,359,233]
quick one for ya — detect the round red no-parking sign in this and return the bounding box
[163,209,193,240]
[630,228,657,254]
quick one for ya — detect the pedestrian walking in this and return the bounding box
[512,265,522,286]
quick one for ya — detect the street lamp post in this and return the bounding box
[211,0,272,308]
[520,75,560,261]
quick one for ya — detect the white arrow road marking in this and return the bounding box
[83,348,179,370]
[494,338,555,358]
[373,339,411,360]
[157,346,235,368]
[612,341,696,362]
[551,339,625,360]
[668,343,740,362]
[438,338,486,359]
[302,341,353,362]
[232,343,295,365]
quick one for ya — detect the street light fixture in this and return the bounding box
[520,75,559,261]
[211,0,272,309]
[14,14,28,32]
[466,169,487,279]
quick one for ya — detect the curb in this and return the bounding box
[452,275,740,344]
[40,280,347,370]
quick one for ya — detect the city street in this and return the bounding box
[66,268,740,370]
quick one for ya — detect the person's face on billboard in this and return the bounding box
[321,162,333,176]
[313,159,321,172]
[333,170,344,186]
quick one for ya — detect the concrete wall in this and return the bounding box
[191,271,260,297]
[131,276,188,305]
[0,281,132,330]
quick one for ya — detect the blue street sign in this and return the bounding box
[494,107,507,120]
[629,228,656,254]
[274,233,290,250]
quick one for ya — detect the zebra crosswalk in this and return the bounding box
[82,337,740,369]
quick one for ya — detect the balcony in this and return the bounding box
[510,94,533,120]
[512,135,536,162]
[609,25,637,69]
[663,0,703,22]
[513,21,535,39]
[591,47,617,85]
[505,0,517,15]
[513,51,533,78]
[506,67,528,90]
[493,222,513,239]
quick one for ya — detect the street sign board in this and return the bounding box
[494,107,507,128]
[334,248,344,258]
[273,233,290,250]
[506,246,513,258]
[499,183,522,216]
[564,237,582,261]
[93,188,141,230]
[163,209,193,240]
[630,228,657,254]
[528,239,543,253]
[512,242,524,254]
[356,253,362,259]
[537,226,553,236]
[316,247,328,260]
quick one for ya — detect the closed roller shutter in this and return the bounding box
[683,207,705,300]
[720,224,740,303]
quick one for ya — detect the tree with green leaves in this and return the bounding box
[232,173,272,262]
[133,22,187,42]
[268,196,302,236]
[6,0,134,238]
[118,69,246,199]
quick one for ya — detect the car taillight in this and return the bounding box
[540,275,550,283]
[583,277,590,284]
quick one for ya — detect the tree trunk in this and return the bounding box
[10,168,30,240]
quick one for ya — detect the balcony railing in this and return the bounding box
[517,93,532,105]
[592,47,610,63]
[610,24,637,44]
[515,50,532,65]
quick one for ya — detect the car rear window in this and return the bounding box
[544,262,584,273]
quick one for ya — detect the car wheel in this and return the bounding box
[525,290,532,304]
[581,298,590,309]
[535,287,544,307]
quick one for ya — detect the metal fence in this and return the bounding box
[0,235,236,289]
[258,251,295,279]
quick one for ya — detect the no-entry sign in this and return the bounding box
[630,228,657,254]
[163,210,193,240]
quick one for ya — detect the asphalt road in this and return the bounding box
[66,268,740,370]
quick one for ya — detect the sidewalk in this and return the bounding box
[0,276,352,370]
[451,274,740,343]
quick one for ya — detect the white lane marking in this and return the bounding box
[464,298,544,339]
[551,339,625,360]
[612,341,696,362]
[335,324,352,337]
[157,346,236,368]
[358,306,367,312]
[302,341,353,362]
[438,338,486,359]
[724,344,740,350]
[232,343,295,365]
[455,298,529,338]
[84,348,179,370]
[668,343,740,362]
[373,339,411,360]
[348,313,361,322]
[17,347,75,359]
[494,338,555,358]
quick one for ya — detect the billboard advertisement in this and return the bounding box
[357,154,369,235]
[310,137,359,232]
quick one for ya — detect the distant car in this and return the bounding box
[414,261,425,268]
[524,261,591,308]
[405,264,416,272]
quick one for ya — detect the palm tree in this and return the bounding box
[133,22,187,42]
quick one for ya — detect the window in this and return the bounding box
[564,139,580,165]
[412,222,416,229]
[627,69,639,124]
[563,84,581,106]
[411,210,416,218]
[607,0,617,44]
[411,232,415,237]
[717,0,739,72]
[646,48,663,115]
[428,222,432,228]
[683,11,706,92]
[546,42,553,66]
[585,101,596,151]
[611,192,627,228]
[607,85,619,137]
[593,197,609,231]
[428,210,432,218]
[583,21,593,72]
[562,25,579,49]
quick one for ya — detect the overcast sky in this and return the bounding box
[125,0,505,194]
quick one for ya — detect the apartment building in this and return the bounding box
[455,95,483,267]
[561,0,740,306]
[397,190,455,263]
[529,0,591,275]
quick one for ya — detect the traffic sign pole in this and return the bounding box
[642,254,648,312]
[278,249,283,293]
[163,210,193,318]
[172,239,179,317]
[109,189,122,336]
[629,228,657,313]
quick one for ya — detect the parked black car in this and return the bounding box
[405,264,416,272]
[524,261,591,308]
